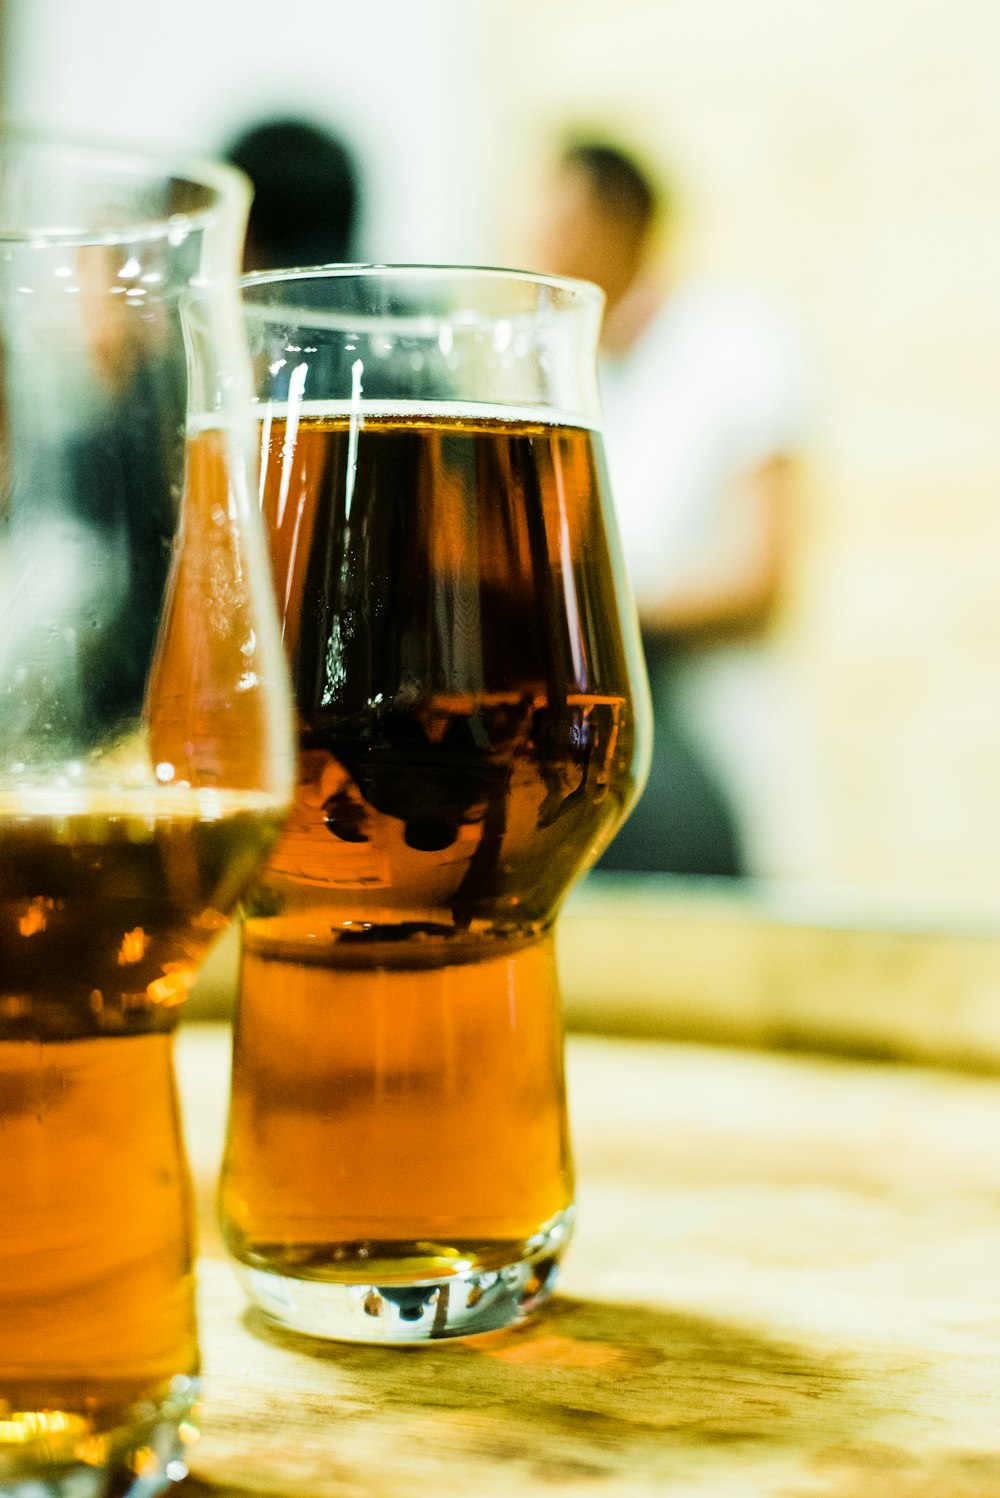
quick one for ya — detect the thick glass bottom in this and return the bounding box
[235,1207,575,1343]
[0,1375,199,1498]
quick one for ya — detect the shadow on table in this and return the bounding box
[176,1291,1000,1496]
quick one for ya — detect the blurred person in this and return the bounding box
[534,140,812,879]
[223,117,360,273]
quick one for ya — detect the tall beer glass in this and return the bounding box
[221,266,650,1342]
[0,136,294,1495]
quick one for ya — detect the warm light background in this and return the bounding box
[5,0,1000,912]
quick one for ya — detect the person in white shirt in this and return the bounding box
[535,141,812,878]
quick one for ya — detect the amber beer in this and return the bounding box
[0,415,289,1472]
[0,793,283,1475]
[220,409,642,1315]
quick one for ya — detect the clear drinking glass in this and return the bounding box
[220,265,651,1343]
[0,135,294,1495]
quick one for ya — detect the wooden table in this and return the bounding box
[174,1022,1000,1497]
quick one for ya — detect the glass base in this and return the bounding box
[0,1375,199,1498]
[236,1207,575,1343]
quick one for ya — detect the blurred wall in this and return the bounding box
[5,0,1000,912]
[492,0,1000,912]
[0,0,500,264]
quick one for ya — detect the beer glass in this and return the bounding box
[220,266,650,1342]
[0,136,294,1495]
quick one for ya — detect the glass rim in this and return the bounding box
[0,124,250,243]
[241,261,605,311]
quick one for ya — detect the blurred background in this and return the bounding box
[5,0,1000,920]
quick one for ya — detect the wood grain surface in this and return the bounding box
[175,1023,1000,1498]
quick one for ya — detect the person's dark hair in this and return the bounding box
[224,118,360,270]
[561,140,661,235]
